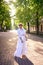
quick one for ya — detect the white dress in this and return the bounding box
[14,28,27,57]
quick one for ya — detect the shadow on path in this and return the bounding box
[0,59,14,65]
[28,34,43,43]
[14,56,34,65]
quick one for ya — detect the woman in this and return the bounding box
[14,23,27,59]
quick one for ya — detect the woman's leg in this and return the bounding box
[22,44,27,59]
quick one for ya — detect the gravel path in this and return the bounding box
[0,30,43,65]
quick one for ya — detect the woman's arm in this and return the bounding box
[17,29,24,43]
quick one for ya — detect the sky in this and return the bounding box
[5,0,16,17]
[5,0,16,3]
[5,0,16,29]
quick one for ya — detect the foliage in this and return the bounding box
[0,0,11,31]
[13,0,43,24]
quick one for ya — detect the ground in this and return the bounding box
[0,30,43,65]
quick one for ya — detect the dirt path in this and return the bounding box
[0,30,43,65]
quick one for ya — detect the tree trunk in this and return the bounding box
[27,22,30,33]
[36,11,39,35]
[1,20,3,31]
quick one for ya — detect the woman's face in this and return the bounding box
[19,25,23,29]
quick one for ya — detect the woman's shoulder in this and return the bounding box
[17,28,20,31]
[17,28,20,33]
[22,28,26,33]
[23,28,26,31]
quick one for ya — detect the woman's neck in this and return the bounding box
[19,28,23,29]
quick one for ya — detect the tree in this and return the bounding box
[29,0,43,34]
[13,0,31,31]
[13,0,43,34]
[0,0,11,31]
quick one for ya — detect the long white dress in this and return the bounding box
[14,28,27,57]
